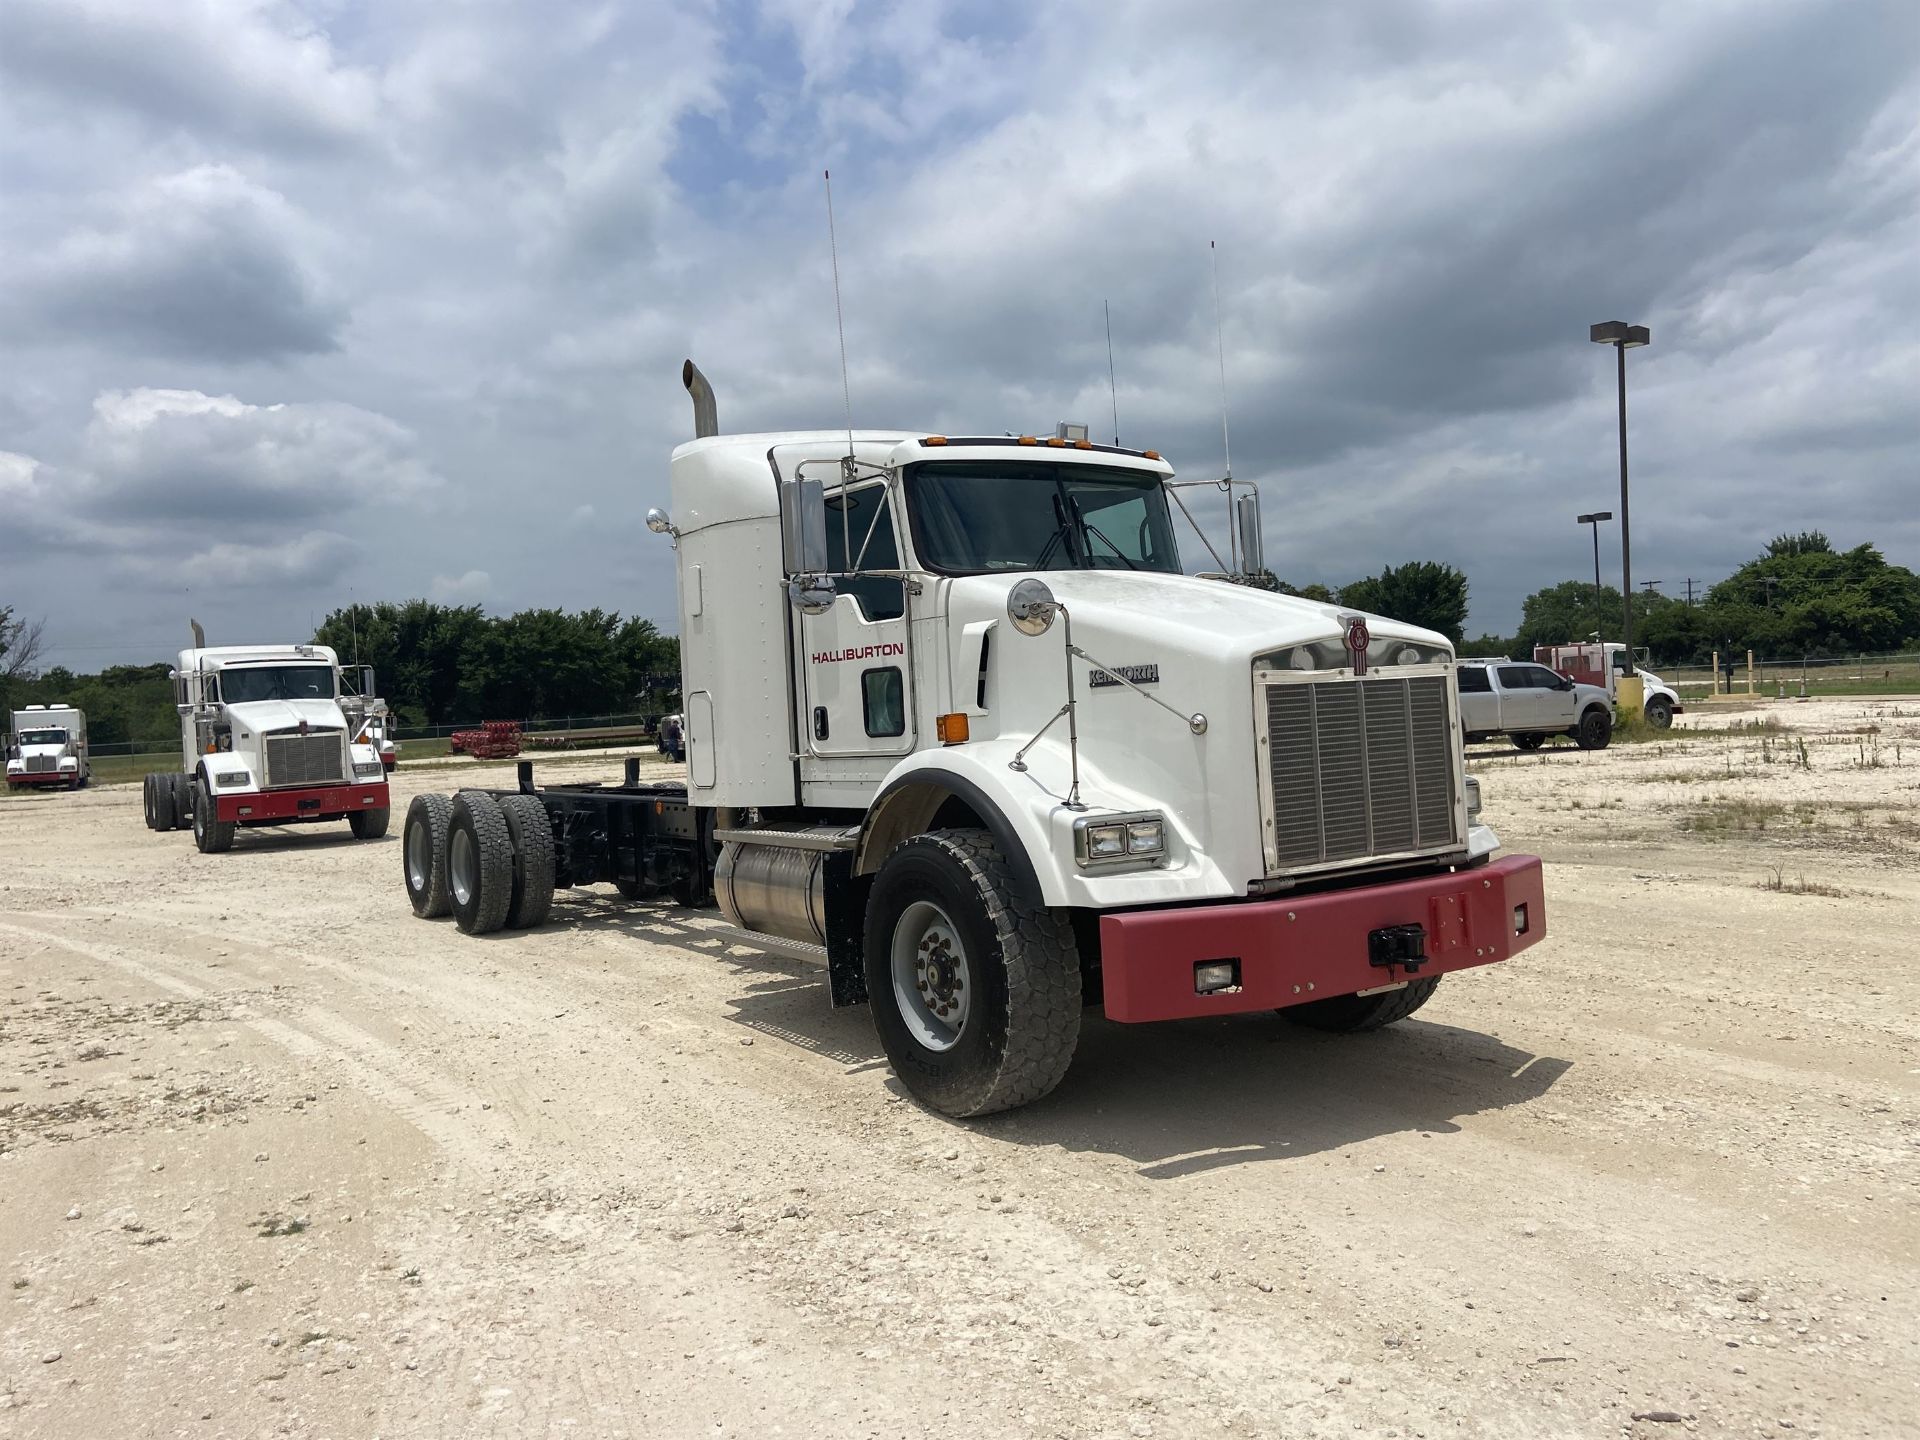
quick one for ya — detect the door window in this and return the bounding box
[825,485,905,620]
[1456,666,1492,693]
[1496,666,1537,690]
[862,668,905,737]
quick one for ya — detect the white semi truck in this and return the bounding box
[143,630,392,852]
[6,704,89,790]
[399,361,1547,1117]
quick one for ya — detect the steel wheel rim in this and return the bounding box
[890,900,969,1052]
[450,827,476,907]
[407,820,431,892]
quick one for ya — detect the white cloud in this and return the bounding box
[0,0,379,149]
[431,569,491,602]
[78,386,441,522]
[2,0,1917,663]
[5,165,343,360]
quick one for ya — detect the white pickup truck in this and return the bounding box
[1457,659,1614,751]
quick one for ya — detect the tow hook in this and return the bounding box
[1368,923,1429,975]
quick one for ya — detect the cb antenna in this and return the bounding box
[1104,299,1120,447]
[1211,240,1237,571]
[1211,240,1233,483]
[824,170,855,465]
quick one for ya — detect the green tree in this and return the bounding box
[1337,562,1470,646]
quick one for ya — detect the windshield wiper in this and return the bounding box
[1070,496,1139,570]
[1033,493,1080,569]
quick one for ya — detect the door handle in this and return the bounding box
[813,706,829,741]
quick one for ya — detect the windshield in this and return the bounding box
[219,665,335,704]
[904,461,1180,575]
[17,729,65,745]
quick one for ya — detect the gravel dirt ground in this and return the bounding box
[3,701,1916,1439]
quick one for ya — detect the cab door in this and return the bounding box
[798,480,916,760]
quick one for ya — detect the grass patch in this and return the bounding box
[1757,868,1857,899]
[1682,797,1818,836]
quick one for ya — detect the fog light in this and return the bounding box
[1126,820,1163,855]
[1513,904,1529,936]
[1194,959,1240,994]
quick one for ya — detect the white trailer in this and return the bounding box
[6,704,89,790]
[400,361,1548,1117]
[143,631,391,852]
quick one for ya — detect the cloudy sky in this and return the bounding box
[3,0,1916,670]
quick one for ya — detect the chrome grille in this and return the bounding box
[1261,672,1460,871]
[264,730,345,788]
[25,755,55,773]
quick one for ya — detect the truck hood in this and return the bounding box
[223,699,348,734]
[946,569,1449,661]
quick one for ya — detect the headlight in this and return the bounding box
[1465,775,1483,820]
[214,769,251,787]
[353,761,384,778]
[59,758,77,769]
[1074,812,1168,868]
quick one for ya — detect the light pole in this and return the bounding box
[1591,321,1649,677]
[1576,510,1612,610]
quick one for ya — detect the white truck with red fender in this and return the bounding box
[144,631,391,852]
[7,704,89,790]
[400,361,1547,1118]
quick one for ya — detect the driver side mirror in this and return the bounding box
[779,477,829,577]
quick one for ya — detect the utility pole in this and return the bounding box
[1641,580,1663,595]
[1761,576,1780,608]
[1683,577,1700,606]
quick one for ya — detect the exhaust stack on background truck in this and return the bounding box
[398,361,1549,1117]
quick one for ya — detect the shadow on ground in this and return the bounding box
[551,890,1573,1177]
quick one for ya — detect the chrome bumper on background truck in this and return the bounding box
[1096,854,1546,1022]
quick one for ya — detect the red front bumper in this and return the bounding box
[1097,854,1546,1022]
[6,772,75,787]
[216,782,390,824]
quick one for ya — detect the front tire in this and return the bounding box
[349,806,390,839]
[1645,695,1673,729]
[403,794,453,918]
[1281,975,1440,1032]
[1576,706,1613,750]
[447,791,514,935]
[862,829,1081,1118]
[191,776,234,853]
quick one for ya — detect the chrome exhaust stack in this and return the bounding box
[683,359,718,439]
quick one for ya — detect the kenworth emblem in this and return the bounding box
[1087,663,1160,689]
[1343,616,1371,675]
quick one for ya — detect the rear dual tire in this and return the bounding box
[406,790,555,933]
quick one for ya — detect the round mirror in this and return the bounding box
[645,507,673,535]
[1007,577,1058,636]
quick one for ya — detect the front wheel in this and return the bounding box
[1576,706,1613,750]
[1645,695,1673,729]
[1281,975,1440,1032]
[349,806,390,839]
[191,776,234,853]
[862,829,1081,1118]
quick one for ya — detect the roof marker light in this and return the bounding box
[1016,435,1038,446]
[923,436,948,446]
